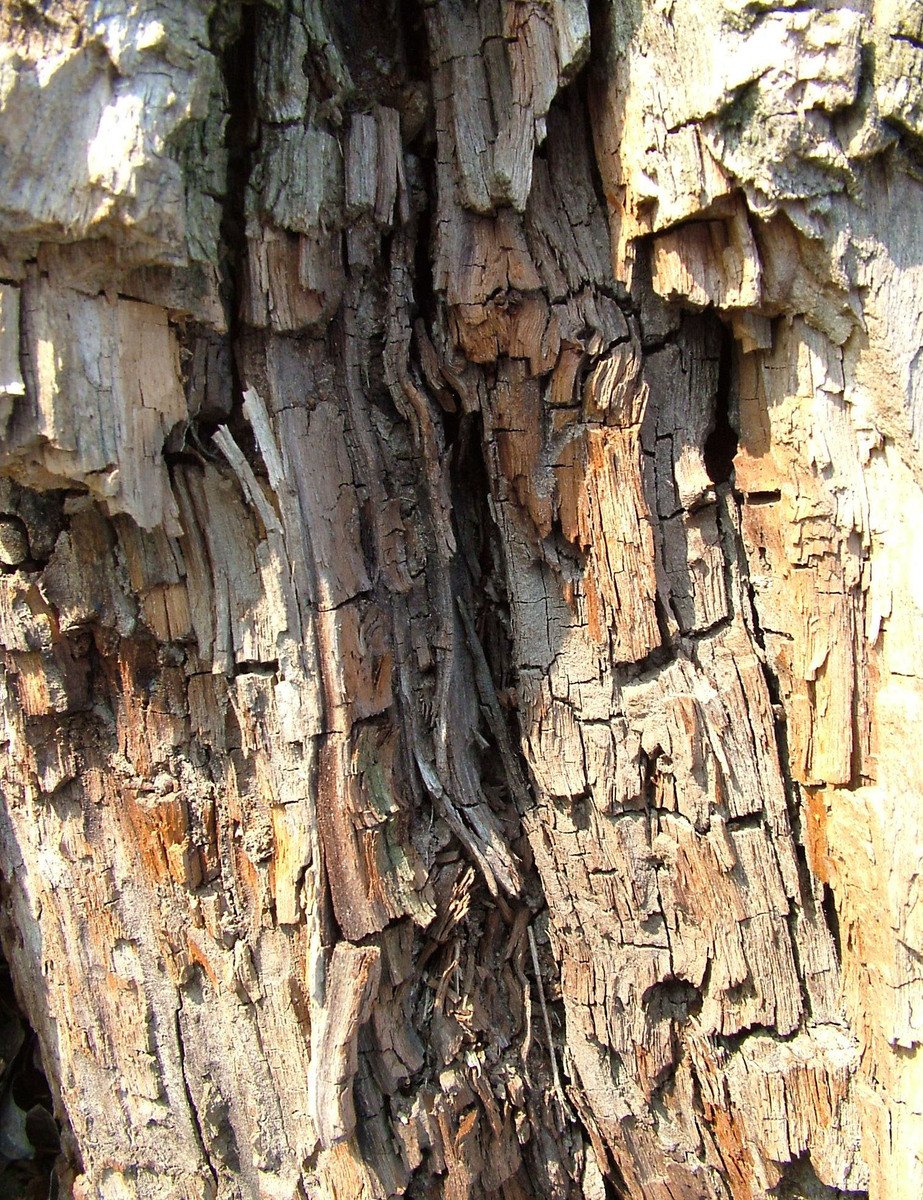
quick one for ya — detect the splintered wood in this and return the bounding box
[0,2,921,1200]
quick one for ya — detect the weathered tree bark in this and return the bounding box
[0,2,920,1198]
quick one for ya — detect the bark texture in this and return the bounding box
[0,2,921,1199]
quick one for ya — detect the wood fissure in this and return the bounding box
[0,2,920,1199]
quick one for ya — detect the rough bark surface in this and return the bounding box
[0,2,920,1199]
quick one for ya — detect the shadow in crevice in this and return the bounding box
[704,321,739,485]
[773,1152,868,1200]
[0,960,60,1200]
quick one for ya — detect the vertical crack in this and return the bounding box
[216,2,259,434]
[0,956,61,1199]
[704,321,739,486]
[173,1003,219,1197]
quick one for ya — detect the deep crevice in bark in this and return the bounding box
[704,322,739,486]
[447,403,593,1190]
[0,951,60,1200]
[216,2,259,442]
[821,881,842,963]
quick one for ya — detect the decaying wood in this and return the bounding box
[0,2,920,1199]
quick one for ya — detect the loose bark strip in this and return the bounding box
[0,3,920,1199]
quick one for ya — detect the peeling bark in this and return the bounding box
[0,2,920,1199]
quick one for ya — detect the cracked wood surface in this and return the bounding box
[0,2,920,1199]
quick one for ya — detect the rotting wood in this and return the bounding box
[0,2,920,1199]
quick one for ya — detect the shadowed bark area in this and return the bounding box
[0,2,921,1199]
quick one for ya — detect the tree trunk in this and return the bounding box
[0,2,920,1198]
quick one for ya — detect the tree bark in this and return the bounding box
[0,2,920,1198]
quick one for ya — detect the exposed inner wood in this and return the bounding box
[0,2,921,1199]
